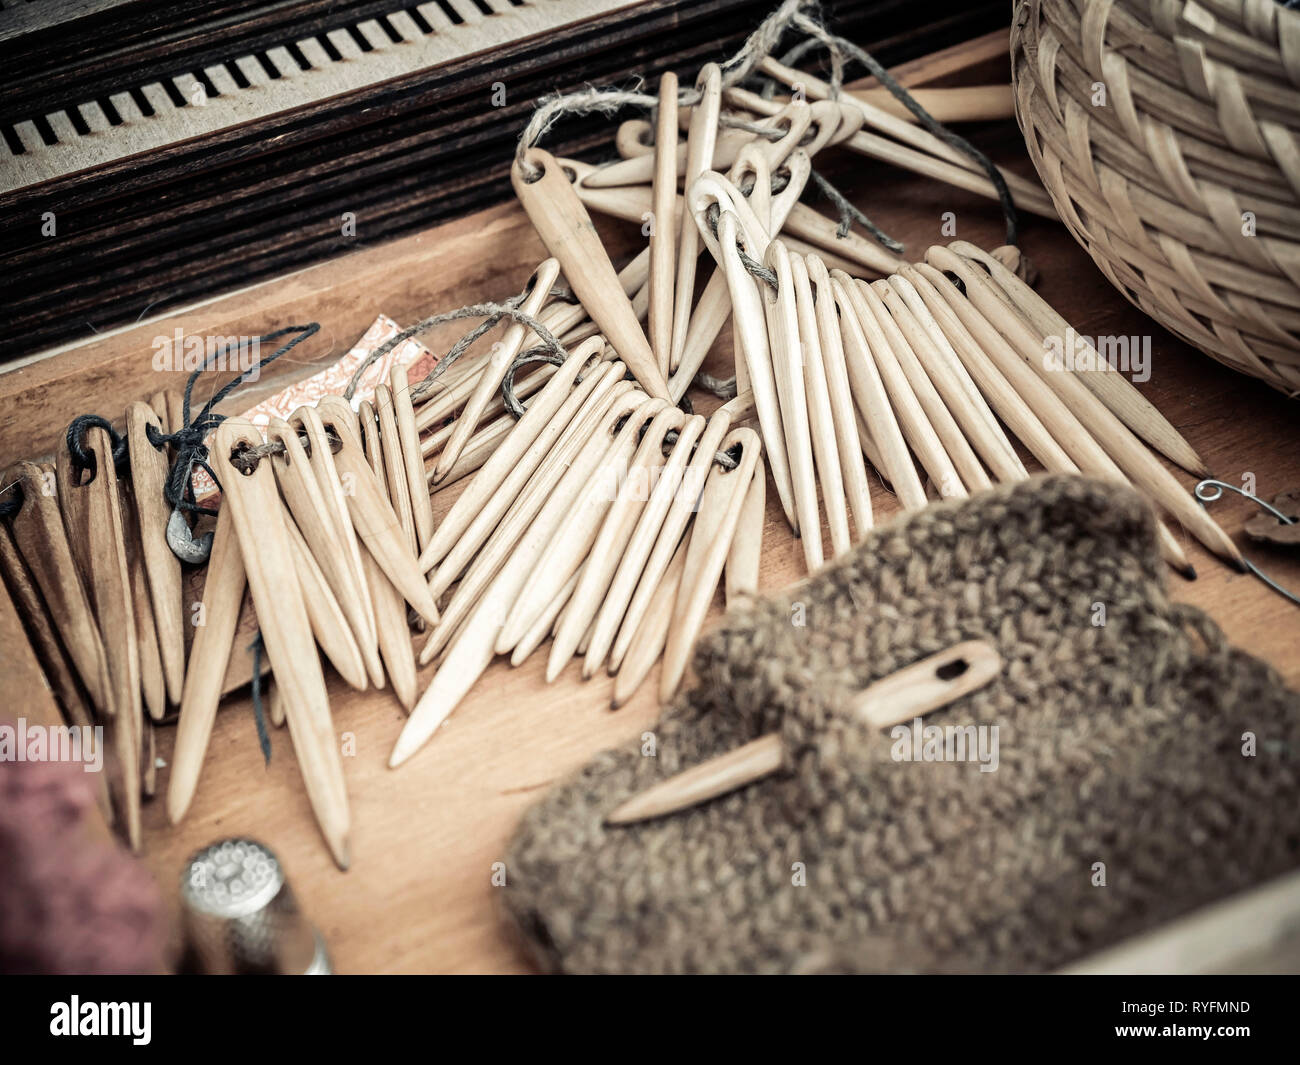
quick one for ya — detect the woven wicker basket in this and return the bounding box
[1011,0,1300,396]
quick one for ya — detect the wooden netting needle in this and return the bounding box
[167,505,245,825]
[805,256,873,538]
[659,426,762,702]
[124,402,185,705]
[608,640,1001,825]
[213,418,351,869]
[512,147,669,400]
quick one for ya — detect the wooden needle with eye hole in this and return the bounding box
[3,460,110,710]
[125,402,185,706]
[390,364,435,552]
[649,71,678,378]
[374,384,418,555]
[715,211,797,530]
[660,426,761,702]
[806,256,873,539]
[547,403,687,679]
[315,396,440,625]
[167,505,245,825]
[789,254,850,556]
[286,405,379,654]
[358,398,417,711]
[608,640,1002,825]
[213,419,351,869]
[267,416,383,688]
[512,147,669,400]
[763,240,823,569]
[80,428,144,850]
[725,458,766,604]
[670,62,722,374]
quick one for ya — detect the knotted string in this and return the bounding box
[65,415,129,482]
[143,324,320,514]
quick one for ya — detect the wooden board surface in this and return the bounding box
[4,121,1299,974]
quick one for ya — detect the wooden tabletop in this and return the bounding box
[5,127,1299,974]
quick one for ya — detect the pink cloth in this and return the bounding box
[0,761,162,974]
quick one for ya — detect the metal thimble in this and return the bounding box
[180,838,331,975]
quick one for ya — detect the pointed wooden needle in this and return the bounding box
[213,419,351,869]
[884,273,1027,482]
[805,256,873,538]
[928,248,1237,569]
[315,396,441,625]
[611,533,688,709]
[375,384,418,554]
[763,240,823,568]
[608,640,1002,824]
[862,278,992,494]
[121,491,166,722]
[390,364,436,551]
[512,147,669,399]
[669,62,722,374]
[419,337,602,572]
[358,401,418,711]
[835,272,968,500]
[582,412,706,678]
[167,505,245,825]
[649,71,679,378]
[948,240,1208,477]
[80,428,143,850]
[267,416,383,688]
[124,402,185,705]
[286,516,368,691]
[607,408,735,674]
[548,404,688,681]
[828,276,928,510]
[715,211,797,530]
[497,394,660,654]
[285,405,381,664]
[433,259,562,483]
[725,459,766,604]
[908,262,1195,576]
[787,254,849,556]
[3,460,110,710]
[660,427,762,702]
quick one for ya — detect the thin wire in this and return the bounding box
[1195,479,1300,608]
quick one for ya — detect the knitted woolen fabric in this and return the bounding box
[501,475,1300,974]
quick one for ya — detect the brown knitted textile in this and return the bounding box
[502,475,1300,974]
